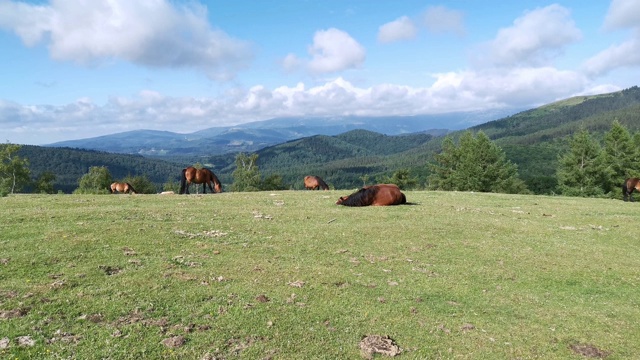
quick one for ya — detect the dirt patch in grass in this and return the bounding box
[359,335,402,359]
[570,343,611,358]
[0,307,29,319]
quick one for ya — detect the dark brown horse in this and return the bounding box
[110,182,136,194]
[622,177,640,201]
[304,175,329,190]
[179,167,222,194]
[336,184,406,206]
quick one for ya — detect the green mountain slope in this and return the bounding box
[15,86,640,194]
[17,146,186,193]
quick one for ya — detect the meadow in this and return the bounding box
[1,190,639,359]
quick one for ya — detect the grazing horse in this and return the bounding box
[304,175,329,190]
[179,167,222,194]
[110,182,136,194]
[336,184,406,206]
[622,177,640,201]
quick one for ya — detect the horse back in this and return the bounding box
[371,184,406,206]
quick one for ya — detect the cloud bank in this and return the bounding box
[0,0,253,80]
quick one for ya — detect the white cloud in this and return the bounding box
[483,4,581,67]
[281,53,301,72]
[378,16,418,43]
[422,6,465,36]
[0,0,253,80]
[583,0,640,77]
[582,37,640,76]
[307,28,366,74]
[603,0,640,30]
[2,68,595,145]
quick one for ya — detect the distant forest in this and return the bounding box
[14,86,640,195]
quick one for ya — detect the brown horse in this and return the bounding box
[304,175,329,190]
[110,182,136,194]
[179,167,222,194]
[336,184,406,206]
[622,177,640,201]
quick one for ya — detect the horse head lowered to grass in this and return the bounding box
[179,167,222,194]
[110,182,136,194]
[336,184,406,206]
[304,175,329,190]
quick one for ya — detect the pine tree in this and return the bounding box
[556,129,607,197]
[601,120,637,195]
[428,136,459,190]
[428,131,528,194]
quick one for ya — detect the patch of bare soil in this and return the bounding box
[359,335,402,359]
[570,343,611,358]
[161,335,186,348]
[0,307,29,319]
[99,265,122,275]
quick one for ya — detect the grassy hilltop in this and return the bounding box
[1,191,639,359]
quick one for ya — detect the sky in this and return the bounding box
[1,0,639,145]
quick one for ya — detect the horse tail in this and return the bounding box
[179,168,187,194]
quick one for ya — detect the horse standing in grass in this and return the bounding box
[622,177,640,201]
[110,182,136,194]
[179,167,222,194]
[336,184,406,206]
[304,175,329,190]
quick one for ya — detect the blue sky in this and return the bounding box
[1,0,639,145]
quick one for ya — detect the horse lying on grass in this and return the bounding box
[336,184,406,206]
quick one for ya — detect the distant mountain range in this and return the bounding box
[46,109,519,156]
[21,86,640,194]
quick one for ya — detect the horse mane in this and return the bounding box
[339,186,378,207]
[126,182,136,194]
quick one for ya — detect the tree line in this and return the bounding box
[2,120,639,198]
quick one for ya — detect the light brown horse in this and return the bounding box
[304,175,329,190]
[336,184,406,206]
[622,177,640,201]
[179,167,222,194]
[110,182,136,194]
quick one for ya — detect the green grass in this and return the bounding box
[1,191,639,359]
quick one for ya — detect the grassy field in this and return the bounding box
[1,191,639,359]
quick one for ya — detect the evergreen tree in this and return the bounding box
[163,177,181,193]
[556,129,607,197]
[380,169,419,190]
[261,174,287,191]
[427,136,459,190]
[428,131,528,194]
[123,175,158,194]
[601,120,637,195]
[232,153,261,192]
[0,143,31,195]
[74,166,113,194]
[35,171,56,194]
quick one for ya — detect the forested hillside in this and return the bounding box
[17,146,187,193]
[13,86,640,194]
